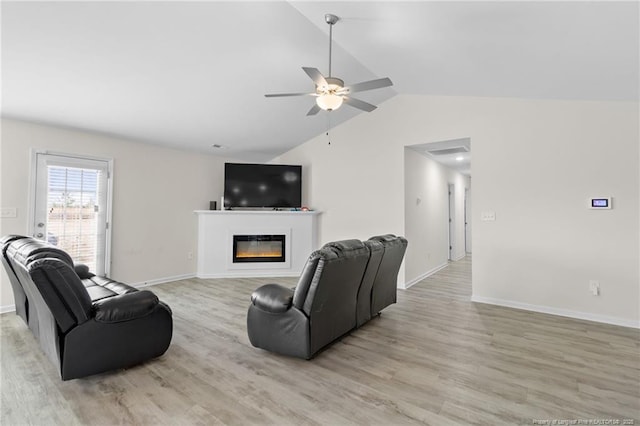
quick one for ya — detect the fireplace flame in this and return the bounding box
[235,250,283,258]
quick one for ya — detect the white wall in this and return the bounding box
[0,118,230,311]
[273,122,406,243]
[404,147,469,286]
[275,94,639,327]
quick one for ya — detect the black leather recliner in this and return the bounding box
[247,235,407,359]
[1,236,173,380]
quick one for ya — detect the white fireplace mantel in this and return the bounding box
[194,210,321,278]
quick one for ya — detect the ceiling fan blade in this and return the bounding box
[343,96,377,112]
[306,104,321,116]
[265,92,313,98]
[343,77,393,94]
[302,67,328,89]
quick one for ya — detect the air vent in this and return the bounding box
[426,146,469,156]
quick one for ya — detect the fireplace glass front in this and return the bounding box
[232,234,285,263]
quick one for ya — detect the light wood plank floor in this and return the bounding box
[2,257,639,425]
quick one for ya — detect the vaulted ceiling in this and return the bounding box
[2,1,638,162]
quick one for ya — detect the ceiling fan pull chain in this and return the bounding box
[326,114,331,145]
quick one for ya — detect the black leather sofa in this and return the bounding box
[1,235,173,380]
[247,235,408,359]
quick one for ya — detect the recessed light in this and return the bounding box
[456,156,464,161]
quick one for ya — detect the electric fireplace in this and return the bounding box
[232,234,286,263]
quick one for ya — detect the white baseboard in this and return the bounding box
[402,262,449,289]
[132,273,196,288]
[1,304,16,315]
[471,295,639,329]
[452,253,467,261]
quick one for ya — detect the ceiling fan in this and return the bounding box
[265,14,393,115]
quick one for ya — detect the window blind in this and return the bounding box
[46,165,102,272]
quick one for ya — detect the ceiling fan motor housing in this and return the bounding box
[325,14,339,25]
[320,77,345,93]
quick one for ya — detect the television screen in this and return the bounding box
[224,163,302,209]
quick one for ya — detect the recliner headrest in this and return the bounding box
[1,235,27,256]
[363,239,384,251]
[7,237,74,268]
[322,239,367,255]
[369,234,398,243]
[369,234,408,247]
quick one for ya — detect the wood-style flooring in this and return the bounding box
[1,257,639,425]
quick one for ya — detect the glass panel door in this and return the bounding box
[33,152,112,276]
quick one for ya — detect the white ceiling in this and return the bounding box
[2,1,638,162]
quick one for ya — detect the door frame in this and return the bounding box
[448,183,455,261]
[464,187,470,254]
[28,149,114,276]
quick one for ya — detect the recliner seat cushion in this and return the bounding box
[81,275,138,302]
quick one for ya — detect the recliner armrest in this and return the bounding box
[74,263,95,279]
[251,284,293,313]
[93,290,159,323]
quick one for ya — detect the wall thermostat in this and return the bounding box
[589,197,612,209]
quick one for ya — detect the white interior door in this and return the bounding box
[32,152,112,276]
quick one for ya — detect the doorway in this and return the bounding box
[31,151,113,276]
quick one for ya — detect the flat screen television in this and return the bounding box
[224,163,302,209]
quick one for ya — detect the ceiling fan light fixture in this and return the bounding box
[316,77,344,111]
[264,13,393,115]
[316,93,344,111]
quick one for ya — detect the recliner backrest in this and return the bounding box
[28,258,93,333]
[6,237,74,336]
[1,235,29,324]
[7,237,74,267]
[298,239,371,354]
[292,251,322,310]
[357,240,384,327]
[369,234,408,315]
[7,238,92,333]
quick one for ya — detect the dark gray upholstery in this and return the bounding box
[1,236,173,380]
[357,240,384,327]
[369,234,408,315]
[0,235,29,325]
[247,236,407,359]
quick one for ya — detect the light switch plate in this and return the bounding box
[481,211,496,221]
[0,208,17,218]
